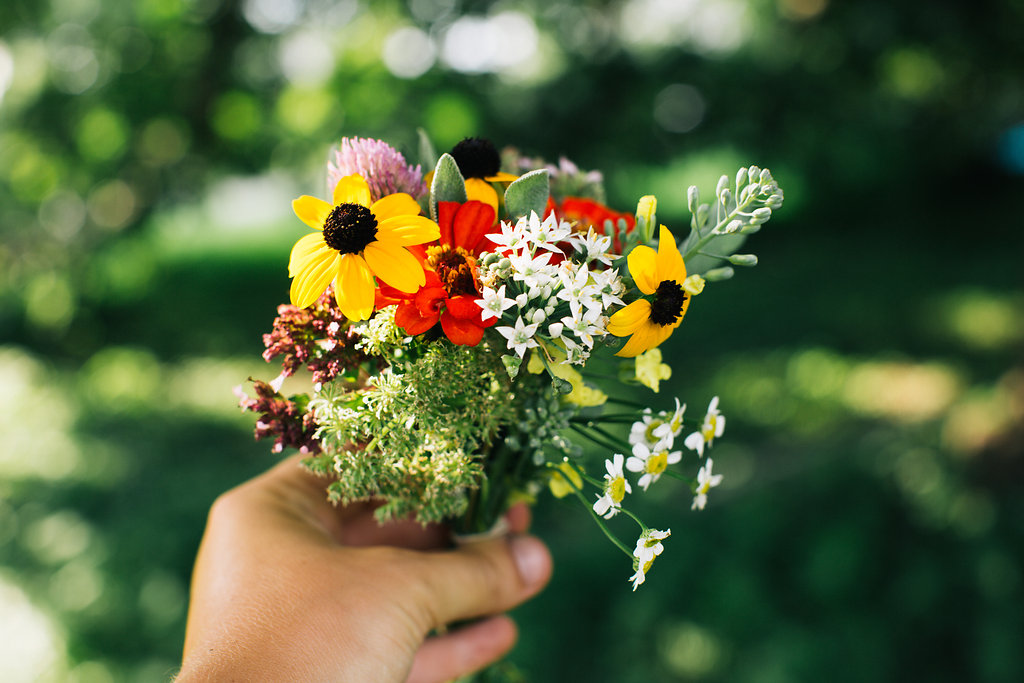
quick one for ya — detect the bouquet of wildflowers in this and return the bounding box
[238,134,783,590]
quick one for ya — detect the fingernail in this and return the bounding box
[509,536,548,588]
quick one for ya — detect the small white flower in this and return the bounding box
[567,227,613,266]
[547,320,564,339]
[589,268,626,309]
[626,442,682,491]
[326,321,341,335]
[495,316,540,358]
[592,453,631,519]
[561,307,605,349]
[528,211,572,250]
[683,396,726,457]
[485,219,528,253]
[628,398,685,451]
[691,458,723,511]
[629,528,670,590]
[509,250,556,289]
[477,284,516,321]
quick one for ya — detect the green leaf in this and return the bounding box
[430,153,467,221]
[504,169,550,219]
[416,127,437,170]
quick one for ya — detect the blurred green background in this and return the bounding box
[1,0,1022,680]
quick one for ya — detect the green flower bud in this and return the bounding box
[739,223,762,235]
[687,185,700,214]
[715,174,729,199]
[728,253,758,266]
[751,207,772,224]
[735,167,748,191]
[502,354,521,378]
[551,376,573,394]
[703,266,735,282]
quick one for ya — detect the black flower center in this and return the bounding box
[650,280,689,326]
[322,203,378,254]
[426,245,478,297]
[450,137,501,179]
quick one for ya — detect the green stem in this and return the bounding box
[682,194,758,262]
[547,462,634,560]
[589,423,631,452]
[570,423,623,455]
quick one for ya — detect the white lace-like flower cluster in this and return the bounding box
[476,211,625,367]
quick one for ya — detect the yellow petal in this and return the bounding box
[616,321,659,358]
[335,254,375,320]
[465,177,498,214]
[293,196,333,231]
[332,174,372,208]
[485,171,519,183]
[290,252,339,309]
[627,245,659,295]
[608,299,652,337]
[655,224,687,283]
[376,215,441,246]
[288,232,330,277]
[363,241,425,293]
[370,193,422,222]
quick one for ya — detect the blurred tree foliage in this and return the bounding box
[1,0,1022,681]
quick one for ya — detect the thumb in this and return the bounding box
[407,535,552,631]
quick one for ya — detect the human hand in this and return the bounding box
[177,456,552,682]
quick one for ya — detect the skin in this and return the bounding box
[177,456,552,682]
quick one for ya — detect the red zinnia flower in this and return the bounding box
[547,196,636,253]
[376,200,497,346]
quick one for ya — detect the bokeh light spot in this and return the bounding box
[137,118,189,167]
[424,92,479,150]
[24,272,76,332]
[843,361,960,422]
[882,47,944,100]
[76,107,129,163]
[777,0,828,21]
[653,83,706,133]
[383,26,437,79]
[79,347,163,409]
[998,123,1024,174]
[210,91,262,141]
[87,180,137,230]
[276,87,334,135]
[50,559,104,612]
[659,621,724,677]
[0,575,66,683]
[242,0,302,34]
[0,42,13,106]
[47,23,99,94]
[38,190,87,241]
[23,510,94,566]
[278,30,335,85]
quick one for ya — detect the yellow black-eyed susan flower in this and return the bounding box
[607,225,691,357]
[288,174,439,320]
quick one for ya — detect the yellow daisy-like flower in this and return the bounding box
[607,225,691,358]
[288,174,440,320]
